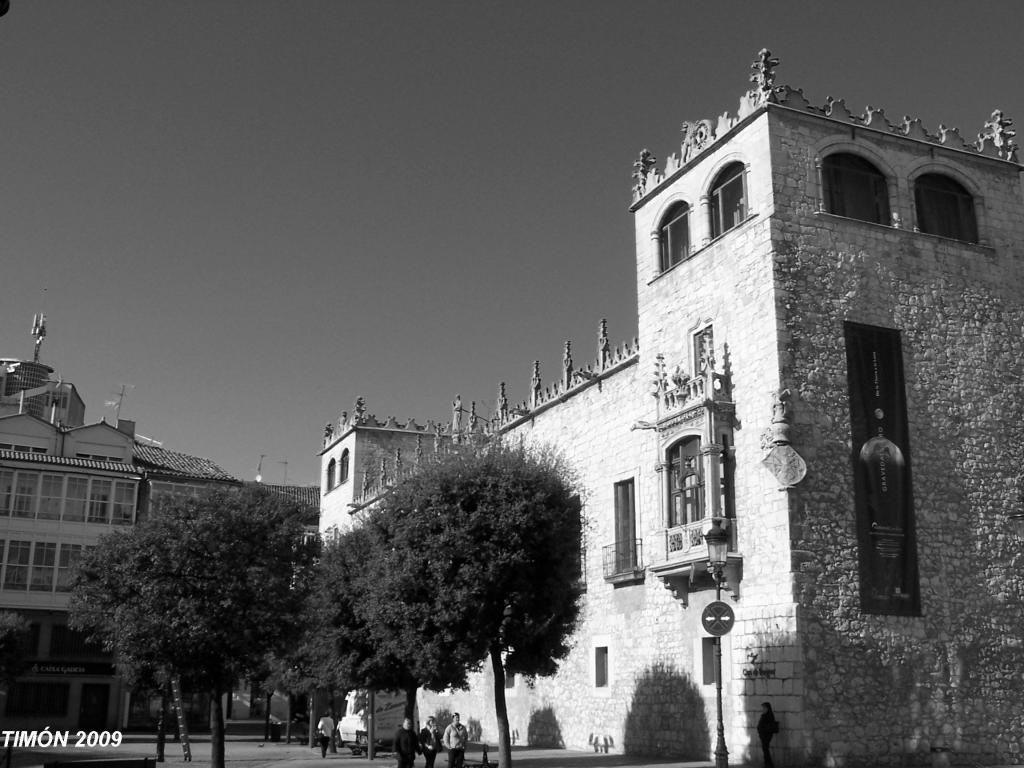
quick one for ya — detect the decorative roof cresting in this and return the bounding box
[631,49,1019,202]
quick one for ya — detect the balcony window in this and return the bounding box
[914,173,978,243]
[668,437,703,528]
[603,479,643,583]
[821,153,890,224]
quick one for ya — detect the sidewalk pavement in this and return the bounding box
[8,730,715,768]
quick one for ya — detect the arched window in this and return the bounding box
[326,459,336,490]
[709,162,746,239]
[339,449,350,484]
[914,173,978,243]
[667,436,703,528]
[821,153,890,224]
[658,201,690,272]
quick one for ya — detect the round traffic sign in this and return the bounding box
[701,600,735,636]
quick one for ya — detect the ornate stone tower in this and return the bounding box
[629,49,1023,765]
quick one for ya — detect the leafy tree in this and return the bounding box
[374,441,584,768]
[0,611,31,690]
[69,485,317,768]
[314,522,426,722]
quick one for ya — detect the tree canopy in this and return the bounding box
[0,610,32,690]
[319,440,583,767]
[69,484,317,768]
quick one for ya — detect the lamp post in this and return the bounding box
[704,518,730,768]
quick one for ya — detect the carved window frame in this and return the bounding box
[339,449,350,485]
[326,458,337,491]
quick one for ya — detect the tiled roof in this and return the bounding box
[132,442,239,483]
[254,482,321,509]
[0,450,141,475]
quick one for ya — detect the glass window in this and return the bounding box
[668,437,703,527]
[327,459,336,490]
[659,202,691,272]
[38,474,64,520]
[0,470,13,515]
[822,153,890,224]
[65,477,88,522]
[340,450,350,484]
[88,480,111,524]
[111,481,135,525]
[30,542,56,592]
[914,173,978,243]
[612,479,637,574]
[709,162,746,239]
[56,544,84,592]
[4,682,70,717]
[12,472,38,518]
[3,540,31,590]
[595,647,609,688]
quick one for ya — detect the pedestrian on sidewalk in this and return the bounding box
[395,717,421,768]
[316,710,335,759]
[420,716,443,768]
[443,713,468,768]
[757,701,779,768]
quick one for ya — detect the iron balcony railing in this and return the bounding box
[602,538,643,580]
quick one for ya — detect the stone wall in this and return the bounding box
[769,106,1024,766]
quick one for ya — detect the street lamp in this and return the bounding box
[704,518,730,768]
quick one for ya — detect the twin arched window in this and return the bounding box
[326,449,351,491]
[656,162,748,274]
[822,153,979,243]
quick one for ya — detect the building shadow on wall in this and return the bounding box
[526,706,564,748]
[622,661,710,759]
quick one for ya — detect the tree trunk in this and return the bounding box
[307,690,315,749]
[209,686,226,768]
[285,693,293,744]
[489,646,512,768]
[404,684,418,722]
[263,691,271,741]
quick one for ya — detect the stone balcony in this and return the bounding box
[648,517,742,605]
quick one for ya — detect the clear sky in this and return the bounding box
[1,1,1021,486]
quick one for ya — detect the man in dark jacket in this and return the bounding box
[395,717,421,768]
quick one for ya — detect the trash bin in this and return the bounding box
[270,722,281,742]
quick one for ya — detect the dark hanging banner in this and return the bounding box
[844,322,920,615]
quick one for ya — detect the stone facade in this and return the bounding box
[321,52,1024,767]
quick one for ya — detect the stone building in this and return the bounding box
[319,51,1023,766]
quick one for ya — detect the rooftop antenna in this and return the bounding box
[104,384,133,423]
[30,312,46,362]
[278,460,289,486]
[256,454,266,483]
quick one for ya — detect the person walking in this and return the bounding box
[316,710,335,759]
[394,717,421,768]
[757,701,779,768]
[420,716,443,768]
[443,713,468,768]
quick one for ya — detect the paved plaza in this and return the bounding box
[8,729,710,768]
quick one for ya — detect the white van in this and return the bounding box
[337,690,411,752]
